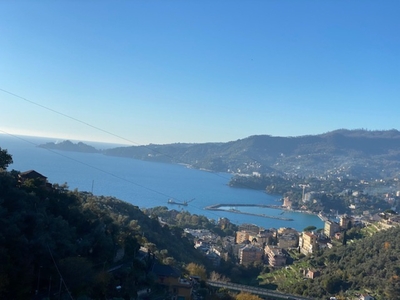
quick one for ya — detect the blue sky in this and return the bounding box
[1,1,399,145]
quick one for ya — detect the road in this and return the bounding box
[207,280,315,300]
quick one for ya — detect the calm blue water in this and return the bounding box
[0,134,323,231]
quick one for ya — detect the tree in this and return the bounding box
[185,263,207,281]
[0,148,12,170]
[303,226,317,232]
[235,292,263,300]
[385,209,397,215]
[322,276,342,294]
[342,230,347,246]
[58,257,95,296]
[210,271,230,282]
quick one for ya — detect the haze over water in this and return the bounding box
[0,134,323,231]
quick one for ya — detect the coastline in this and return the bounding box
[0,134,324,231]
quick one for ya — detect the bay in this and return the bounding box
[0,134,323,231]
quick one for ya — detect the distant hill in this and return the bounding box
[103,129,400,179]
[38,140,99,153]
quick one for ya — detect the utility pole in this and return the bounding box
[59,277,62,300]
[48,276,52,298]
[36,266,42,295]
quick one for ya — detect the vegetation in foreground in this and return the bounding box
[257,225,400,299]
[0,166,210,299]
[3,146,400,299]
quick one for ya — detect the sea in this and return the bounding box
[0,134,324,231]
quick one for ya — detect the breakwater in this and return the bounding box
[1,134,325,231]
[205,203,294,221]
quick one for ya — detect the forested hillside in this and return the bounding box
[102,129,400,179]
[6,137,400,299]
[259,225,400,299]
[0,169,207,299]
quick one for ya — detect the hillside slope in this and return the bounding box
[103,129,400,179]
[0,170,207,299]
[260,225,400,299]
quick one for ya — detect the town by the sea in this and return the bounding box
[0,134,323,231]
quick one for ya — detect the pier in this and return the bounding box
[205,203,294,221]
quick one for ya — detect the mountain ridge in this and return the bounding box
[38,129,400,179]
[102,129,400,179]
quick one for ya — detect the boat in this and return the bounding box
[167,198,188,206]
[167,198,195,206]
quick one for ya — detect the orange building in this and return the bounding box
[300,232,318,254]
[152,263,192,300]
[264,245,286,267]
[235,230,250,244]
[239,244,263,265]
[340,214,352,229]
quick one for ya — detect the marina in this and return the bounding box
[0,135,324,231]
[205,203,294,221]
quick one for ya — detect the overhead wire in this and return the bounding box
[0,128,240,221]
[1,130,176,200]
[0,88,275,221]
[47,245,74,300]
[1,87,196,163]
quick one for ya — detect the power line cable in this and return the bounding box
[47,245,74,300]
[0,91,287,297]
[0,88,280,219]
[0,130,177,200]
[0,87,189,163]
[0,87,244,185]
[0,88,138,146]
[0,129,233,220]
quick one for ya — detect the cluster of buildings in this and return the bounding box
[187,222,318,269]
[189,210,400,274]
[234,225,299,267]
[174,209,400,299]
[187,223,299,268]
[185,228,226,266]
